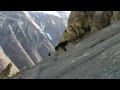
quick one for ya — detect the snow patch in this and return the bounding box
[40,22,45,31]
[46,33,52,40]
[0,21,2,29]
[83,53,90,57]
[51,19,56,25]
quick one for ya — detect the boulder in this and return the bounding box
[0,46,19,79]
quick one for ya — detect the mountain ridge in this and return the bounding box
[0,11,55,70]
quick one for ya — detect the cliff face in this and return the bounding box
[56,11,120,51]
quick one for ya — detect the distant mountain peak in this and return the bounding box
[36,11,62,18]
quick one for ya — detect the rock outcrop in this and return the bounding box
[0,46,19,79]
[56,11,120,51]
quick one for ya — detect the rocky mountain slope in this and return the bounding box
[28,11,69,47]
[0,46,19,79]
[0,11,55,70]
[12,11,120,79]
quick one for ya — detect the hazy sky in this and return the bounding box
[35,11,71,18]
